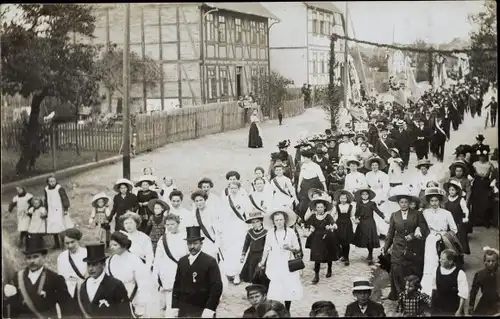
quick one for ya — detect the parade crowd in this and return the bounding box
[2,76,499,318]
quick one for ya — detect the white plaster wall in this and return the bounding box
[261,2,307,48]
[270,48,308,86]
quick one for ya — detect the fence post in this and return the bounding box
[51,127,57,172]
[221,104,225,132]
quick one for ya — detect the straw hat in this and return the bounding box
[91,192,110,208]
[352,277,374,291]
[448,160,468,174]
[338,130,355,138]
[388,185,419,203]
[309,194,333,212]
[424,187,447,203]
[389,148,400,156]
[245,210,265,224]
[308,188,326,201]
[148,198,170,213]
[354,187,376,202]
[443,180,463,197]
[333,190,354,203]
[113,178,134,193]
[264,206,297,229]
[135,175,157,187]
[415,159,433,169]
[365,156,386,170]
[345,157,362,167]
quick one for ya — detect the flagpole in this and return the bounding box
[343,2,349,109]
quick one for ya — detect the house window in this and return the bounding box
[250,21,257,44]
[219,67,228,97]
[319,12,325,35]
[235,18,242,43]
[259,22,266,46]
[207,67,217,99]
[320,53,325,73]
[312,11,317,34]
[330,15,334,34]
[206,13,215,41]
[218,16,226,42]
[324,58,328,74]
[312,52,317,73]
[335,13,343,26]
[243,20,251,44]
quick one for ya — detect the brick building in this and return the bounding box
[88,3,278,113]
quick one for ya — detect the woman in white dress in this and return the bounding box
[258,207,303,313]
[57,228,87,298]
[44,175,73,249]
[107,231,159,318]
[344,157,369,194]
[120,212,155,270]
[153,214,188,317]
[8,186,33,247]
[196,177,221,212]
[272,163,298,211]
[249,177,275,213]
[251,166,274,194]
[220,181,252,285]
[221,171,249,198]
[338,131,357,165]
[168,190,195,227]
[365,157,391,236]
[420,187,458,294]
[409,159,437,199]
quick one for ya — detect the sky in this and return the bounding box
[335,1,487,45]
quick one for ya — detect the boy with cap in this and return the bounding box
[242,284,267,318]
[75,243,132,318]
[3,237,72,318]
[345,277,386,317]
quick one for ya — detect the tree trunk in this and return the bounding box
[15,93,45,175]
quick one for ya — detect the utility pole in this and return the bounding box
[343,2,349,109]
[122,3,131,179]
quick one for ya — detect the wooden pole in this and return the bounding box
[343,2,349,109]
[122,3,131,179]
[329,36,336,130]
[349,12,368,95]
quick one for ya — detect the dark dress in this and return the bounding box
[306,214,339,262]
[444,197,470,254]
[470,162,494,227]
[313,156,334,184]
[335,204,355,246]
[469,268,500,315]
[353,201,384,248]
[328,173,346,193]
[240,228,268,283]
[110,193,138,232]
[136,190,158,233]
[431,267,462,316]
[248,122,263,148]
[297,164,325,219]
[145,215,166,253]
[344,299,386,317]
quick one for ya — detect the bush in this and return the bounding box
[251,72,294,117]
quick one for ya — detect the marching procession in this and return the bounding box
[2,74,499,318]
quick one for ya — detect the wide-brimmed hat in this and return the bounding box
[83,243,107,263]
[355,133,367,141]
[197,177,214,189]
[454,144,472,156]
[113,178,134,193]
[448,160,468,174]
[365,156,386,170]
[415,159,433,169]
[185,226,204,241]
[345,157,362,167]
[354,187,376,202]
[424,187,447,203]
[264,206,297,228]
[389,148,400,156]
[300,149,316,158]
[277,140,291,149]
[338,130,355,138]
[148,198,170,213]
[396,119,406,126]
[23,236,48,255]
[476,134,485,141]
[135,175,156,187]
[443,180,463,197]
[91,192,110,208]
[352,277,374,291]
[309,194,333,211]
[388,185,419,203]
[333,190,354,203]
[245,210,265,223]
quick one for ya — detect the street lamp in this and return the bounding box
[201,8,218,103]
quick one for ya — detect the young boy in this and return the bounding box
[242,284,268,318]
[345,277,386,317]
[278,107,284,125]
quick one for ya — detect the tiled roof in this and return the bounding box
[204,3,280,20]
[303,2,342,14]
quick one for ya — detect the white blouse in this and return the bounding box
[299,161,326,181]
[410,171,438,197]
[387,158,404,183]
[57,247,87,297]
[366,170,390,201]
[422,208,458,234]
[170,206,196,228]
[344,172,368,194]
[339,141,357,159]
[249,190,275,212]
[153,231,188,290]
[127,231,154,270]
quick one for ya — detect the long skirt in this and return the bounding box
[352,218,380,248]
[420,232,441,294]
[248,122,263,148]
[297,177,324,219]
[470,176,493,227]
[240,250,263,283]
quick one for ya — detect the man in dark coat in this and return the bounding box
[390,120,412,168]
[432,112,450,162]
[412,117,433,160]
[172,226,223,318]
[3,237,72,318]
[373,126,396,169]
[484,96,498,127]
[74,243,132,318]
[345,278,386,317]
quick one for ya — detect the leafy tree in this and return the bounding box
[468,0,497,83]
[251,71,293,117]
[1,4,102,175]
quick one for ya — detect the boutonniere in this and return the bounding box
[236,205,241,210]
[99,299,110,308]
[192,272,198,283]
[40,290,46,298]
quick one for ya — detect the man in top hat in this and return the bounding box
[172,226,223,318]
[74,243,132,318]
[390,119,412,168]
[3,237,72,318]
[345,277,386,317]
[412,116,433,160]
[242,284,267,318]
[484,95,498,127]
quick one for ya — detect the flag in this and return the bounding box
[390,88,407,107]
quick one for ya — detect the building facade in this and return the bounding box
[261,2,346,87]
[87,3,277,112]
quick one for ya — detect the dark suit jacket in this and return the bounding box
[74,274,132,318]
[374,137,396,161]
[412,126,433,151]
[172,252,223,317]
[345,300,386,317]
[7,267,72,319]
[433,118,450,142]
[242,306,258,318]
[390,129,412,153]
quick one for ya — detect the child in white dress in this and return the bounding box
[8,186,33,247]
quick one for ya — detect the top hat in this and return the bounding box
[24,236,48,255]
[113,178,134,193]
[135,175,157,187]
[365,156,386,170]
[185,226,204,242]
[245,210,265,223]
[83,243,107,263]
[148,198,170,214]
[91,192,110,208]
[352,277,374,291]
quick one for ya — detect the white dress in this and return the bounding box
[45,184,73,233]
[271,176,296,209]
[366,170,390,236]
[249,189,275,213]
[57,247,87,297]
[126,230,154,270]
[170,205,196,228]
[27,207,47,234]
[408,171,439,198]
[220,191,252,277]
[12,193,33,232]
[265,228,303,302]
[339,141,357,165]
[387,158,404,185]
[420,208,458,294]
[153,230,188,316]
[344,172,368,194]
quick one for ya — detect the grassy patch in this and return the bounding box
[1,149,117,184]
